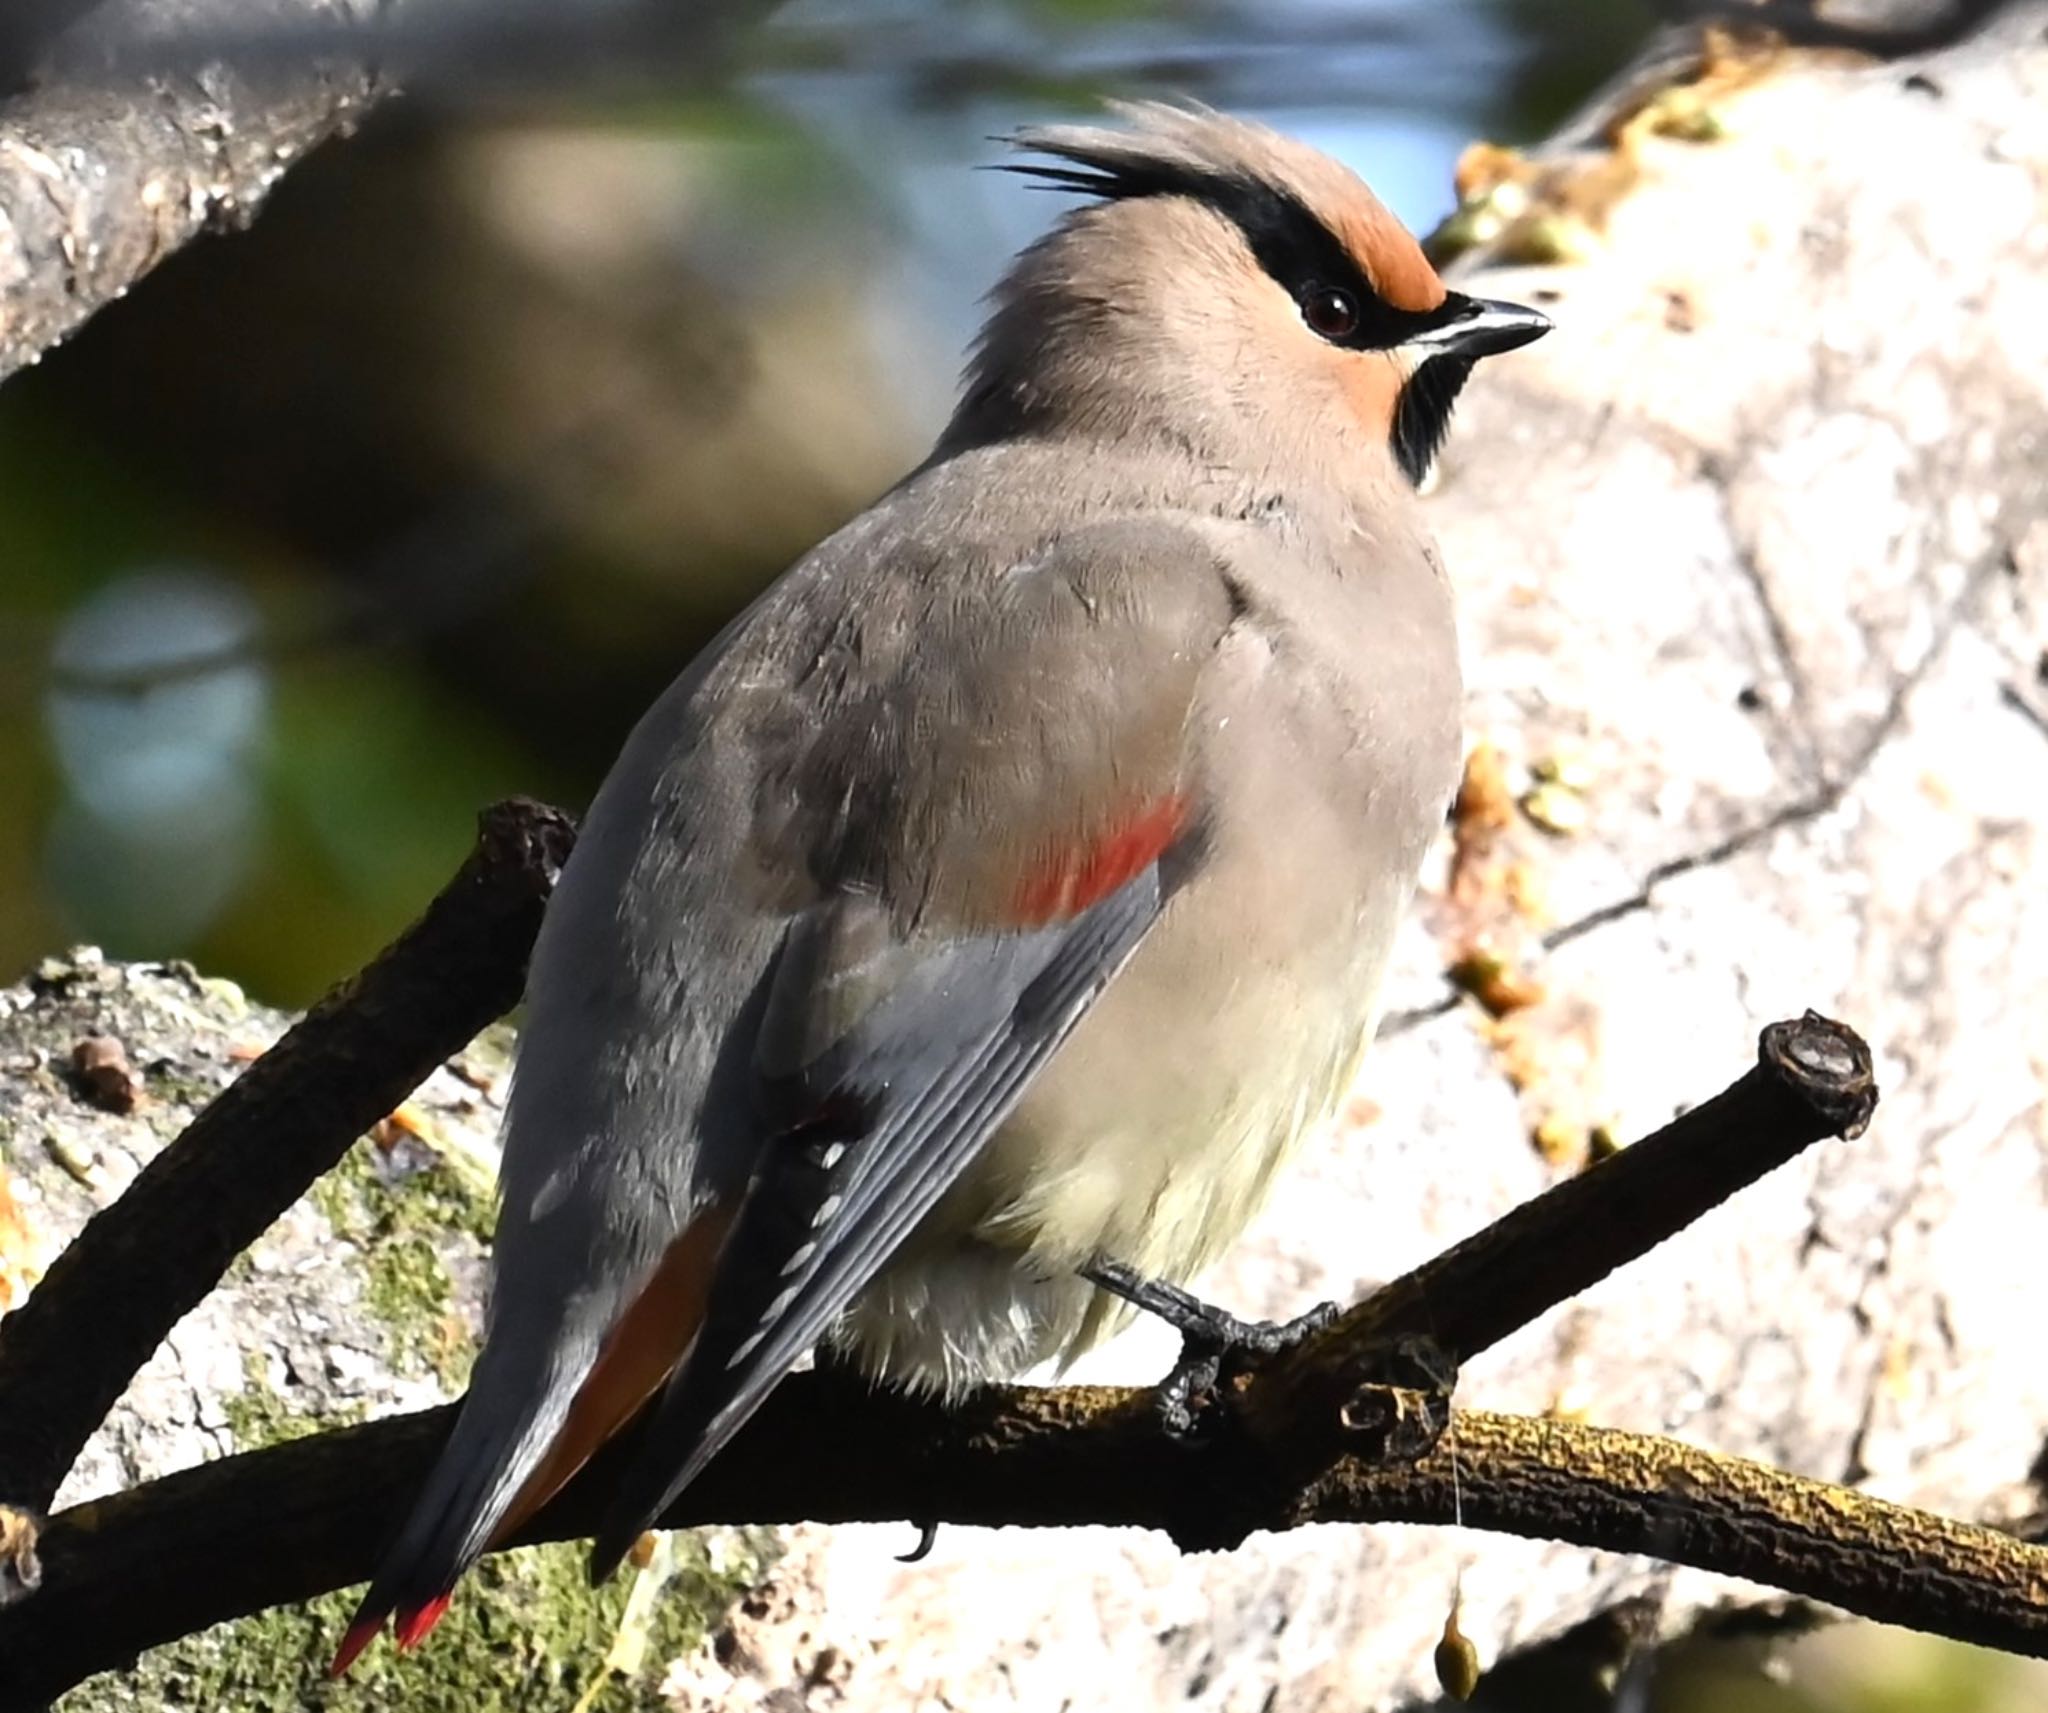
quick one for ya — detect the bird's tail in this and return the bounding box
[328,1376,567,1675]
[331,1212,729,1673]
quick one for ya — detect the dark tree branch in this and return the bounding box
[1658,0,2012,56]
[1244,1014,1875,1457]
[0,798,575,1516]
[9,1008,2008,1713]
[14,1385,2048,1709]
[0,0,104,92]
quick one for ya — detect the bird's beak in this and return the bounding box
[1405,293,1552,361]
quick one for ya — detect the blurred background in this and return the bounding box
[2,3,2041,1708]
[0,0,1647,1007]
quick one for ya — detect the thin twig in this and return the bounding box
[1262,1013,1872,1402]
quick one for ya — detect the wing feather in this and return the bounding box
[586,860,1185,1575]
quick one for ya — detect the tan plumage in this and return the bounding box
[335,102,1548,1671]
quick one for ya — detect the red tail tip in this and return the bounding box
[394,1592,455,1652]
[328,1613,386,1678]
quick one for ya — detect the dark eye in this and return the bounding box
[1300,285,1360,342]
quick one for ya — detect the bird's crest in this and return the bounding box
[1004,102,1444,315]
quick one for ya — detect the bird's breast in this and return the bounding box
[838,520,1463,1394]
[842,641,1454,1390]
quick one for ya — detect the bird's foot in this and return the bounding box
[1082,1258,1339,1437]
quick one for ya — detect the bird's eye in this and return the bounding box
[1300,285,1360,342]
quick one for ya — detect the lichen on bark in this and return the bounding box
[51,1531,781,1713]
[0,953,778,1705]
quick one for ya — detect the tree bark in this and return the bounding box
[0,0,401,382]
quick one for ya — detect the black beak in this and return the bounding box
[1407,293,1551,360]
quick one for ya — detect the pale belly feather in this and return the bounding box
[832,858,1398,1397]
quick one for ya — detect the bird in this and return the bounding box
[333,101,1549,1671]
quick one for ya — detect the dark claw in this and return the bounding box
[897,1520,940,1563]
[1083,1257,1341,1437]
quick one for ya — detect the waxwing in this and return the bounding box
[335,102,1548,1668]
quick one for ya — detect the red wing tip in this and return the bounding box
[394,1592,455,1652]
[328,1613,386,1678]
[1012,793,1191,925]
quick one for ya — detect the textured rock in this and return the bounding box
[0,950,489,1508]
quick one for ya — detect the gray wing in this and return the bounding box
[584,859,1202,1574]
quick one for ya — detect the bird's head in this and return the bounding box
[950,103,1549,490]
